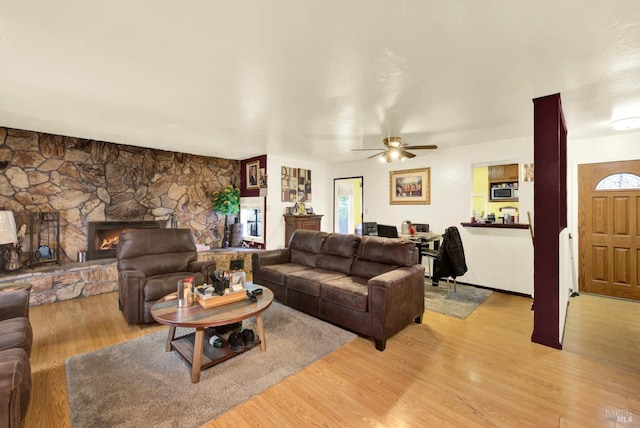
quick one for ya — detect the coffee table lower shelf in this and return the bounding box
[170,332,261,371]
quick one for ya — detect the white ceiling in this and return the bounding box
[1,1,639,164]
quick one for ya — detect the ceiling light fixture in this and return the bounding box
[356,136,437,161]
[612,117,640,131]
[385,137,402,148]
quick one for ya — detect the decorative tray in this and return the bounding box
[195,287,246,309]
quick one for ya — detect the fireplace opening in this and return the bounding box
[87,221,165,260]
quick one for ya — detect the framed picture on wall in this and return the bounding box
[246,161,259,189]
[259,167,267,187]
[389,167,431,205]
[281,166,312,202]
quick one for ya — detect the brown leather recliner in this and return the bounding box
[0,288,32,427]
[116,229,217,324]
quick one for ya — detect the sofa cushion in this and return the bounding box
[286,269,347,297]
[356,236,416,266]
[259,263,311,286]
[350,260,398,280]
[320,276,369,311]
[290,231,327,268]
[0,289,30,320]
[351,237,416,279]
[0,348,31,422]
[316,234,360,275]
[322,233,361,258]
[0,318,32,357]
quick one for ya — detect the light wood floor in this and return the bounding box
[24,291,639,427]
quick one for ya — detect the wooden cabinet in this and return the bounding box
[488,163,519,202]
[488,164,519,181]
[284,215,323,247]
[505,164,519,180]
[488,165,506,181]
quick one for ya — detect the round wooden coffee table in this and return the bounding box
[150,283,273,383]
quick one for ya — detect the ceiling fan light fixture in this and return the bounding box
[612,117,640,131]
[363,135,437,162]
[383,136,402,148]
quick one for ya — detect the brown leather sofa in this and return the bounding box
[117,229,217,324]
[252,230,425,351]
[0,287,32,427]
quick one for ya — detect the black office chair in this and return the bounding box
[362,222,378,236]
[412,223,429,233]
[421,245,439,278]
[430,226,468,296]
[376,224,399,238]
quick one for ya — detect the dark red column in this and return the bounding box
[531,93,567,349]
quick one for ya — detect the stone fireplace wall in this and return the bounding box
[0,126,240,265]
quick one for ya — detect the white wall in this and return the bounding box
[265,155,331,249]
[330,137,535,295]
[263,129,640,298]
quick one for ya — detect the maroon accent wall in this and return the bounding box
[239,155,267,249]
[531,93,567,349]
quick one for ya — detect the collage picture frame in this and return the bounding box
[281,166,312,202]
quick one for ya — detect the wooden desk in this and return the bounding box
[399,232,442,241]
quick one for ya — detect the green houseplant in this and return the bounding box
[211,185,240,248]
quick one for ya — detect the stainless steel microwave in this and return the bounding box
[491,187,517,200]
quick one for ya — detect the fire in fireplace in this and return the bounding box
[87,221,165,260]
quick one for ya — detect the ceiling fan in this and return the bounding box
[352,136,438,162]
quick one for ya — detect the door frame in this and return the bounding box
[333,176,364,234]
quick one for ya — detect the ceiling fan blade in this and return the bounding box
[367,151,385,159]
[404,144,438,150]
[401,149,416,158]
[403,145,438,150]
[351,148,385,151]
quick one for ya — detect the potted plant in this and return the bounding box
[211,185,240,248]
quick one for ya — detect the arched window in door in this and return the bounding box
[595,173,640,190]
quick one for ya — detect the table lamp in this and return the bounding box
[0,211,21,271]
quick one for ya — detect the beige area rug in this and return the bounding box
[424,281,493,319]
[66,302,356,428]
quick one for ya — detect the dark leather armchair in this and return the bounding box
[0,288,32,426]
[116,229,217,324]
